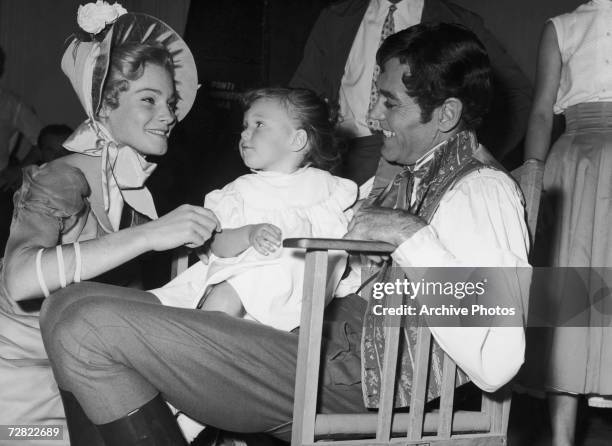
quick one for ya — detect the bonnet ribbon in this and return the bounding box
[63,119,158,232]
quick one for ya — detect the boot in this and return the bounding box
[59,389,106,446]
[97,394,187,445]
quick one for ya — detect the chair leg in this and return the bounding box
[97,394,187,445]
[59,389,105,446]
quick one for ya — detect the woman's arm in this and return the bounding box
[524,21,562,162]
[3,204,219,301]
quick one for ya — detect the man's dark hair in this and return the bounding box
[376,22,492,130]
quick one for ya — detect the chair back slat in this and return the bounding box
[406,326,432,439]
[170,247,190,277]
[438,352,458,437]
[481,389,510,434]
[500,389,512,434]
[291,249,330,446]
[481,392,494,431]
[376,291,403,441]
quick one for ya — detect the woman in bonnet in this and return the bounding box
[0,2,218,443]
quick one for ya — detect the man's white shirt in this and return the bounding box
[358,162,530,391]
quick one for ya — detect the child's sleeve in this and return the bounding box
[331,176,359,211]
[203,185,246,229]
[330,176,358,222]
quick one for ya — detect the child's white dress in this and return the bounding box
[153,167,358,332]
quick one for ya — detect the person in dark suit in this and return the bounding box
[291,0,532,184]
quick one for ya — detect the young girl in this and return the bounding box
[154,88,357,332]
[199,88,358,331]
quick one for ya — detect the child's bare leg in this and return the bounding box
[200,282,245,317]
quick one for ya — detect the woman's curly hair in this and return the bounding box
[101,42,175,111]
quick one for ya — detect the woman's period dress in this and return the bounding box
[0,162,140,442]
[532,0,612,398]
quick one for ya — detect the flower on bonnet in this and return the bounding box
[77,1,127,35]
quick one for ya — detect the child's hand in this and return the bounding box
[351,198,368,215]
[248,224,282,255]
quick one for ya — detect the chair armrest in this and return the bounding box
[283,237,395,254]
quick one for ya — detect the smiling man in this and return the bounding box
[291,0,532,185]
[40,23,530,445]
[345,23,531,408]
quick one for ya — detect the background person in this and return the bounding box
[290,0,533,185]
[523,1,612,444]
[0,44,43,252]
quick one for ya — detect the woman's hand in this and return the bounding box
[140,204,221,251]
[248,223,282,256]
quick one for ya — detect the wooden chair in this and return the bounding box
[284,162,543,446]
[170,246,190,279]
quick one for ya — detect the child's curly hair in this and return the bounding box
[242,88,340,172]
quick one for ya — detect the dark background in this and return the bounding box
[0,0,583,213]
[155,0,581,214]
[152,0,580,214]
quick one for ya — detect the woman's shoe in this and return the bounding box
[97,393,187,445]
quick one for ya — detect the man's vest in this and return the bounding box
[360,130,507,408]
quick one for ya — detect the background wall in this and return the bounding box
[0,0,585,212]
[0,0,585,285]
[0,0,190,129]
[456,0,579,81]
[0,0,583,130]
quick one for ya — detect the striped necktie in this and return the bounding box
[366,1,400,131]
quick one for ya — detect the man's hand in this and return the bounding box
[345,204,426,247]
[249,223,282,256]
[350,198,368,215]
